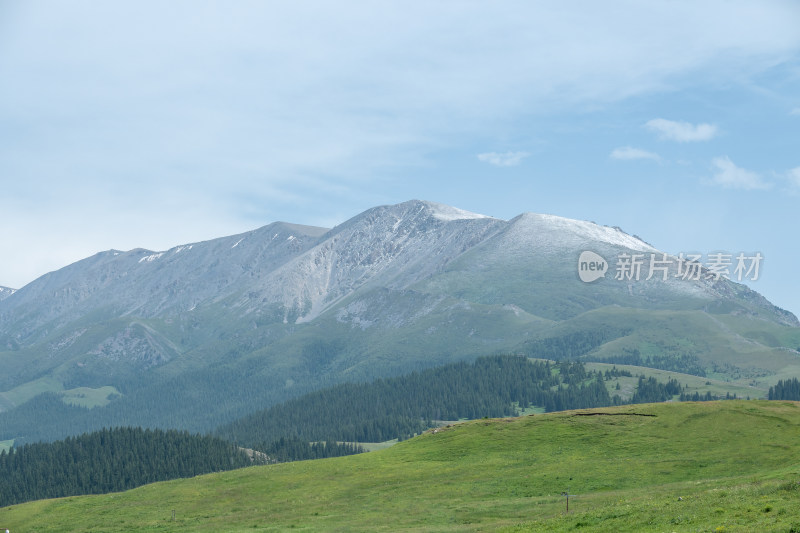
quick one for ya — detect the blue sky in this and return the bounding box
[1,1,799,316]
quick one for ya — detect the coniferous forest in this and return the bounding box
[259,437,365,463]
[0,427,254,507]
[768,378,800,400]
[217,355,618,448]
[631,376,683,403]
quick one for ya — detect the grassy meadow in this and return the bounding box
[2,400,800,532]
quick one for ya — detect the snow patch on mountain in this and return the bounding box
[138,252,164,263]
[424,201,493,221]
[504,213,657,254]
[539,214,657,252]
[0,286,16,301]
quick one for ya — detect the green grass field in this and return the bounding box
[2,401,800,532]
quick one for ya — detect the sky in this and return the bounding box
[1,1,799,316]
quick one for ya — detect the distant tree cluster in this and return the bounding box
[259,437,364,463]
[768,378,800,400]
[0,427,254,508]
[630,376,682,403]
[218,356,618,448]
[602,367,633,379]
[678,391,739,402]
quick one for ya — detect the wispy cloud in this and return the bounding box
[609,146,661,162]
[787,167,800,189]
[711,156,771,190]
[791,108,800,116]
[645,119,718,142]
[477,151,530,167]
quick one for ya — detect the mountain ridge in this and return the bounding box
[1,199,798,442]
[0,286,15,302]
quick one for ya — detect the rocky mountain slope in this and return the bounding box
[1,200,799,441]
[0,286,15,302]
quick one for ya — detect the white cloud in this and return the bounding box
[609,146,661,162]
[711,156,771,190]
[477,151,530,167]
[788,167,800,188]
[791,108,800,116]
[645,119,718,142]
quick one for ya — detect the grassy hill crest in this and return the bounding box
[3,400,800,531]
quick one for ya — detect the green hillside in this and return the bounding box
[517,307,800,389]
[3,401,800,532]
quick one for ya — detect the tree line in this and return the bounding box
[217,356,620,448]
[0,427,256,508]
[768,378,800,400]
[631,376,682,403]
[679,391,740,402]
[259,437,364,463]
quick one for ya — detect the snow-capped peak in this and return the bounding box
[0,285,17,301]
[537,213,655,252]
[418,200,493,222]
[507,212,657,253]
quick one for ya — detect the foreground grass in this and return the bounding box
[2,401,800,532]
[503,476,800,532]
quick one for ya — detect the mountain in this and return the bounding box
[1,200,799,442]
[0,286,15,302]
